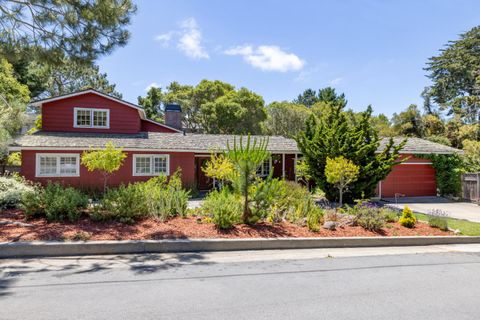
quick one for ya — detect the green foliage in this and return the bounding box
[93,172,189,223]
[203,153,236,183]
[0,0,137,64]
[249,178,286,224]
[422,153,462,197]
[43,183,88,222]
[294,87,347,108]
[6,152,21,166]
[43,60,122,98]
[138,86,163,121]
[270,181,323,225]
[428,214,449,231]
[143,173,190,221]
[399,206,417,228]
[22,183,88,222]
[162,79,266,134]
[306,207,323,232]
[21,185,44,218]
[462,139,480,172]
[0,176,35,209]
[81,142,127,191]
[353,204,385,231]
[0,58,29,169]
[225,136,270,223]
[415,212,480,236]
[94,183,146,224]
[297,104,404,203]
[325,156,359,206]
[391,104,424,137]
[425,26,480,124]
[264,101,311,138]
[200,87,266,134]
[381,208,399,223]
[202,189,242,229]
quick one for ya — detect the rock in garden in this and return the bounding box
[323,221,338,230]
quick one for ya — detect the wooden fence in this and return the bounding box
[462,173,480,202]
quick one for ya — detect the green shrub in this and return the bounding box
[354,205,385,231]
[381,208,399,223]
[21,182,87,221]
[428,209,449,231]
[21,186,44,218]
[202,189,242,229]
[306,206,324,232]
[94,172,190,223]
[143,174,190,221]
[250,178,286,224]
[97,183,147,224]
[399,206,417,228]
[276,181,321,224]
[0,176,35,209]
[43,183,88,222]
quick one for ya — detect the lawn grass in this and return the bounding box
[415,212,480,236]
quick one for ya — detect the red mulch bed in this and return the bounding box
[0,209,452,242]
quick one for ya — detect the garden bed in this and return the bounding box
[0,209,452,242]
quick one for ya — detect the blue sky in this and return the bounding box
[98,0,480,116]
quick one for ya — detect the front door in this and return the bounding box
[196,157,213,191]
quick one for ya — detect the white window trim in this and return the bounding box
[35,153,80,177]
[257,157,272,177]
[132,154,170,176]
[73,107,110,129]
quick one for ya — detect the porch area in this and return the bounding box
[194,153,299,191]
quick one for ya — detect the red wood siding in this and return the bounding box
[379,155,437,197]
[42,93,141,133]
[21,150,195,190]
[140,119,178,133]
[272,154,296,180]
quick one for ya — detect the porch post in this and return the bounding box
[282,153,286,179]
[294,153,298,182]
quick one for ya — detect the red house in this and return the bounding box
[11,89,460,197]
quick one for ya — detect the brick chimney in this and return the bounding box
[164,103,182,130]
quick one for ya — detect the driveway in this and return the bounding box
[383,196,480,223]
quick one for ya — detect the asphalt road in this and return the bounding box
[2,246,480,320]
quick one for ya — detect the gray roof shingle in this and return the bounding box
[12,132,461,154]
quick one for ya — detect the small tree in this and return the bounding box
[225,136,269,223]
[81,142,127,192]
[324,156,359,207]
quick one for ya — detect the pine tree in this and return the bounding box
[297,104,405,203]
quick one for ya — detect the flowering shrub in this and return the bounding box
[0,176,35,209]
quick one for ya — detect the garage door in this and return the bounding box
[379,163,437,197]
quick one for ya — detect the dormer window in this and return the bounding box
[74,108,109,129]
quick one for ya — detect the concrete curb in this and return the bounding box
[2,236,480,258]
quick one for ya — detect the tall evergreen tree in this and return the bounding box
[138,87,163,121]
[297,105,405,202]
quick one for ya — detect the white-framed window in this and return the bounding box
[256,158,272,177]
[74,108,109,129]
[35,153,80,177]
[133,154,170,176]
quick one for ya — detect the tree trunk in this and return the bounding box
[339,187,343,208]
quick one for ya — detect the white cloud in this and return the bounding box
[224,45,305,72]
[177,18,209,59]
[155,32,174,46]
[154,17,209,59]
[145,82,161,91]
[329,77,343,85]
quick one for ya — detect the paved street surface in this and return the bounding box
[2,245,480,319]
[384,196,480,222]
